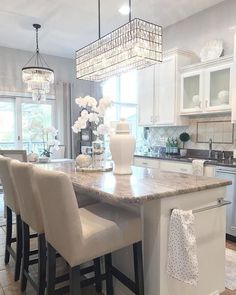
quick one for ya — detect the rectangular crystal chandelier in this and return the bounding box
[76,18,162,81]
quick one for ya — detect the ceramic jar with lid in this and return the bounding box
[109,119,136,175]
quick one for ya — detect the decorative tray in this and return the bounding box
[75,164,113,173]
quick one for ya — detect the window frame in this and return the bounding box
[0,95,56,151]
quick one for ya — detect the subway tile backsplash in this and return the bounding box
[149,115,236,152]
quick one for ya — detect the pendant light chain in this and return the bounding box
[36,26,39,53]
[129,0,131,22]
[98,0,101,39]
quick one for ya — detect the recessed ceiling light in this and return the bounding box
[119,5,130,15]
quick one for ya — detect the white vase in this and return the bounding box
[109,119,136,175]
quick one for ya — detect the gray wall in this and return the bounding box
[164,0,236,57]
[0,46,100,158]
[0,46,74,93]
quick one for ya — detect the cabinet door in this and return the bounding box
[137,66,155,126]
[159,160,193,174]
[205,64,232,112]
[133,157,160,169]
[180,71,204,114]
[154,57,175,125]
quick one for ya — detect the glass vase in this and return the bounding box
[92,139,105,169]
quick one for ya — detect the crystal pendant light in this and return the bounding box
[22,24,54,101]
[76,0,162,81]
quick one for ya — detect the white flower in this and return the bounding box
[75,97,87,108]
[85,95,97,109]
[99,97,112,108]
[72,116,88,133]
[81,109,89,118]
[88,112,99,124]
[97,97,112,116]
[44,126,58,136]
[93,124,110,136]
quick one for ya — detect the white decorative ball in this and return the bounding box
[76,154,92,168]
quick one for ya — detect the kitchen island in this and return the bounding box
[38,161,231,295]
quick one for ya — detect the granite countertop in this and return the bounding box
[37,161,231,204]
[134,153,236,168]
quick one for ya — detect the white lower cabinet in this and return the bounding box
[133,157,160,169]
[134,157,216,177]
[159,160,193,174]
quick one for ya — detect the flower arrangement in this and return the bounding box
[41,126,58,157]
[72,95,112,137]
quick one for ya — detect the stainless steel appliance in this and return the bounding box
[215,166,236,240]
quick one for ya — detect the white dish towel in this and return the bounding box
[167,209,199,286]
[192,159,206,176]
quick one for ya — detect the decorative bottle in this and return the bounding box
[109,119,136,175]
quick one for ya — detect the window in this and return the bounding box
[0,97,55,154]
[102,71,142,139]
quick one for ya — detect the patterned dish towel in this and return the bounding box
[167,209,199,286]
[192,159,206,176]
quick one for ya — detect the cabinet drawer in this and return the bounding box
[133,157,159,169]
[160,160,193,174]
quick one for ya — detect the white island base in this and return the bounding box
[111,186,227,295]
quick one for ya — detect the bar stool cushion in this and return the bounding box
[11,160,44,234]
[34,167,142,267]
[0,156,20,214]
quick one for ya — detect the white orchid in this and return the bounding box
[88,112,99,124]
[75,97,87,108]
[93,124,110,136]
[81,109,89,119]
[72,95,111,137]
[85,95,97,109]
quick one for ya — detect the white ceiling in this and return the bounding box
[0,0,224,59]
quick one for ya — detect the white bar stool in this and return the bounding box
[34,167,144,295]
[11,161,103,295]
[0,156,22,281]
[11,160,46,295]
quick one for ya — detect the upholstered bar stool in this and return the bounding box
[34,167,144,295]
[11,161,103,295]
[0,155,22,281]
[11,160,46,295]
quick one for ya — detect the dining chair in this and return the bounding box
[34,167,144,295]
[0,150,27,162]
[0,156,22,281]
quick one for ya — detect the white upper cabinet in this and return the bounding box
[180,56,233,115]
[137,49,196,126]
[137,66,155,126]
[154,56,176,125]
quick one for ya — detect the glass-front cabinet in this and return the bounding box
[180,71,203,114]
[180,56,233,115]
[205,65,231,112]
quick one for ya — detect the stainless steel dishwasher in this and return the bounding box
[215,166,236,240]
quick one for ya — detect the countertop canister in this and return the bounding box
[109,119,136,175]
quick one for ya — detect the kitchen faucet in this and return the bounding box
[209,138,213,158]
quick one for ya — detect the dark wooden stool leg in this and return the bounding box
[69,265,81,295]
[4,206,12,264]
[14,214,22,281]
[105,253,113,295]
[133,242,144,295]
[46,243,56,295]
[37,234,46,295]
[21,221,29,291]
[94,257,102,293]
